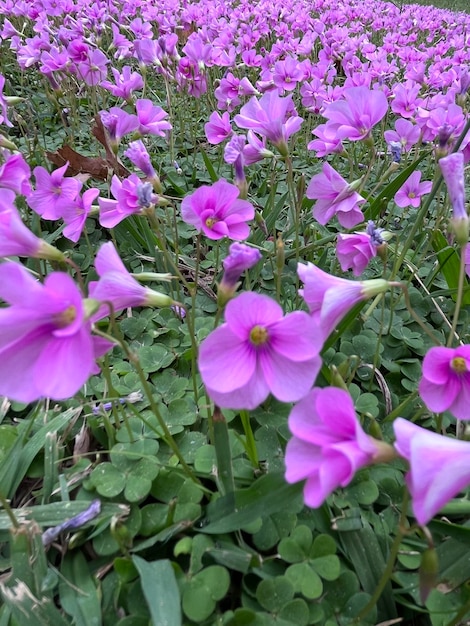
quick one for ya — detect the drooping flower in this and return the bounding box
[89,242,174,318]
[0,189,64,260]
[124,140,160,190]
[0,262,112,402]
[285,387,394,508]
[218,242,262,303]
[198,291,322,410]
[394,418,470,525]
[27,162,81,220]
[418,345,470,420]
[181,179,254,240]
[439,152,468,244]
[394,171,432,209]
[306,162,365,228]
[234,90,303,155]
[322,86,388,142]
[336,221,384,276]
[298,262,391,340]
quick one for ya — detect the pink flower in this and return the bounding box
[384,118,421,153]
[419,345,470,420]
[124,140,157,179]
[0,153,31,196]
[285,387,390,507]
[61,188,100,243]
[198,291,322,410]
[394,171,432,209]
[27,163,81,220]
[100,66,144,100]
[89,242,173,318]
[298,262,391,340]
[205,111,232,145]
[77,49,109,86]
[100,107,139,147]
[0,189,64,260]
[135,99,172,137]
[181,179,254,240]
[0,74,13,127]
[336,221,384,276]
[98,175,157,228]
[322,86,388,141]
[0,262,112,402]
[439,152,468,244]
[306,162,365,228]
[218,242,262,302]
[394,418,470,525]
[234,90,303,155]
[307,123,344,157]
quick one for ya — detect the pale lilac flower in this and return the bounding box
[77,49,109,86]
[100,107,139,148]
[384,118,421,153]
[285,387,391,507]
[89,242,173,318]
[181,179,254,240]
[391,81,424,119]
[234,90,303,155]
[198,291,322,410]
[98,175,157,228]
[419,345,470,420]
[205,111,232,145]
[307,123,344,157]
[0,75,13,128]
[0,152,31,196]
[272,56,304,92]
[0,262,112,402]
[124,140,156,179]
[101,66,144,100]
[27,163,81,220]
[298,262,391,340]
[0,189,64,260]
[336,221,384,276]
[394,171,432,209]
[307,162,365,228]
[218,242,261,302]
[394,418,470,525]
[135,99,172,137]
[322,86,388,141]
[439,152,468,244]
[61,188,100,243]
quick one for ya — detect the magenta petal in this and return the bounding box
[285,437,322,483]
[419,376,460,413]
[421,347,454,383]
[225,292,283,338]
[198,325,256,392]
[260,349,320,402]
[204,360,269,410]
[269,311,322,360]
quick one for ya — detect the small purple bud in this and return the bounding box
[366,220,385,245]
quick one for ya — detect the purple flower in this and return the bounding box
[419,345,470,420]
[0,189,64,260]
[61,188,100,243]
[89,242,173,319]
[336,221,383,276]
[77,49,109,86]
[100,107,139,148]
[27,163,81,220]
[0,74,13,127]
[234,90,303,155]
[198,291,322,410]
[306,162,365,228]
[307,123,344,157]
[298,262,391,340]
[42,500,101,546]
[0,153,31,196]
[100,66,144,100]
[135,99,172,137]
[205,110,232,145]
[394,418,470,525]
[124,140,157,179]
[0,262,112,402]
[218,242,262,302]
[439,152,468,244]
[394,171,432,209]
[285,387,392,507]
[384,118,421,153]
[98,174,157,228]
[181,179,254,240]
[322,86,388,142]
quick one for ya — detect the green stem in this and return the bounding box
[0,490,19,529]
[239,410,258,468]
[213,406,235,500]
[446,242,467,347]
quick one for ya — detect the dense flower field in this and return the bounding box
[1,0,470,623]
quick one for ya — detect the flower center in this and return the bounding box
[451,356,467,374]
[54,305,77,328]
[249,325,269,346]
[408,192,416,198]
[205,217,218,228]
